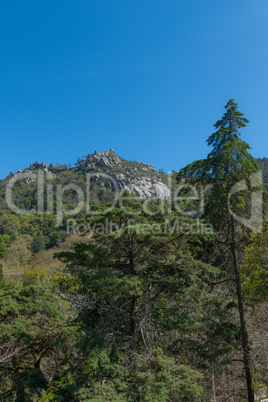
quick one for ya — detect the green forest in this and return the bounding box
[0,100,268,401]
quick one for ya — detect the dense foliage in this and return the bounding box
[0,100,267,401]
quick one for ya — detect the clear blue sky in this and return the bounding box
[1,0,267,179]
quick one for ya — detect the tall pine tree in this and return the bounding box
[178,99,262,402]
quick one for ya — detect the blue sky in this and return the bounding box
[1,0,267,178]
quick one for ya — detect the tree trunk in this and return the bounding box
[129,240,137,351]
[211,368,216,401]
[130,295,137,350]
[231,216,255,402]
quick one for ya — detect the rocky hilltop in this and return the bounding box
[2,150,174,211]
[74,149,171,200]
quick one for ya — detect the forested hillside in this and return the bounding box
[0,100,267,401]
[0,150,265,280]
[0,150,173,280]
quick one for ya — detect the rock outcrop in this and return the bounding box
[76,149,121,170]
[113,174,170,200]
[76,149,171,200]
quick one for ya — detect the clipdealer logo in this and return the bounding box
[228,171,263,232]
[5,170,263,231]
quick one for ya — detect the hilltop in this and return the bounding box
[0,149,176,280]
[0,149,175,211]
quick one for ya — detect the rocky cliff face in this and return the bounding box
[75,149,171,200]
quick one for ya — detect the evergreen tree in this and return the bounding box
[177,99,262,401]
[0,282,72,400]
[54,196,237,400]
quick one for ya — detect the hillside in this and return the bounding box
[0,149,174,211]
[0,150,266,282]
[0,149,176,279]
